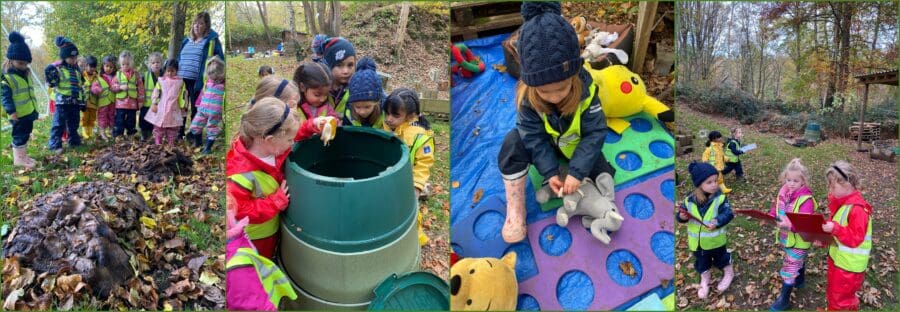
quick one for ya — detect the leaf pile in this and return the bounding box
[94,142,194,183]
[2,182,147,307]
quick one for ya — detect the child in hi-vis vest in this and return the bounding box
[821,161,872,311]
[677,162,735,299]
[767,158,816,311]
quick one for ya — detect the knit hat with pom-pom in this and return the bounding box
[6,31,32,62]
[517,1,582,86]
[55,36,79,59]
[348,57,383,104]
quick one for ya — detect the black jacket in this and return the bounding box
[516,69,607,181]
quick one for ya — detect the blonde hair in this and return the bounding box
[118,50,134,69]
[692,188,709,206]
[206,56,225,83]
[146,52,163,69]
[731,127,742,136]
[515,75,583,116]
[253,76,300,107]
[780,158,809,185]
[826,160,860,189]
[238,97,300,146]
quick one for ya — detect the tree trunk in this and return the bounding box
[394,2,411,55]
[317,1,328,36]
[288,2,297,40]
[168,1,186,59]
[331,0,341,37]
[302,1,318,34]
[256,1,273,45]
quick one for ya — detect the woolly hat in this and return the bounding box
[688,162,718,187]
[6,32,32,63]
[517,1,581,86]
[348,57,383,104]
[55,36,79,59]
[320,37,356,69]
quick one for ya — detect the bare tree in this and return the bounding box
[677,2,727,83]
[256,1,273,44]
[394,2,411,55]
[302,1,318,34]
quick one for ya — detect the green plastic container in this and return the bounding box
[280,126,421,305]
[804,121,821,143]
[369,272,450,310]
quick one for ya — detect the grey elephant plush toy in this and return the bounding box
[536,172,623,244]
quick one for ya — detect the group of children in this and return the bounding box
[683,132,873,310]
[225,35,436,310]
[2,32,226,169]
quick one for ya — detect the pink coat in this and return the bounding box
[144,76,186,128]
[768,184,816,234]
[226,230,277,311]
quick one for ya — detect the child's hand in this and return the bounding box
[548,175,564,196]
[151,104,158,113]
[313,116,337,131]
[678,210,689,220]
[777,217,793,231]
[822,221,834,233]
[280,180,290,199]
[9,112,18,121]
[563,175,581,195]
[706,219,718,230]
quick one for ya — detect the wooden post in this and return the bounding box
[856,83,869,152]
[632,1,658,73]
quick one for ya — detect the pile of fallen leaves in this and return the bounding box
[3,182,146,309]
[3,139,226,310]
[94,142,194,183]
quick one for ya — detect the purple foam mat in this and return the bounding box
[517,171,675,311]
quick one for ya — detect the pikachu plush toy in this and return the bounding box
[586,62,674,134]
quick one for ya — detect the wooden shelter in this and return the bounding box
[854,69,898,151]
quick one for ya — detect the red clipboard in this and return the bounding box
[734,209,776,223]
[785,212,833,245]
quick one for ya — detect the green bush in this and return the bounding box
[677,83,762,124]
[230,23,276,50]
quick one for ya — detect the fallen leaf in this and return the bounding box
[619,261,637,277]
[472,188,484,205]
[451,181,460,188]
[3,289,25,310]
[164,237,185,249]
[140,216,157,228]
[199,270,220,286]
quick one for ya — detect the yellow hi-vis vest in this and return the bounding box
[828,204,872,273]
[116,71,138,99]
[228,171,281,239]
[225,247,298,307]
[724,139,741,163]
[410,133,433,166]
[54,65,82,98]
[143,71,158,108]
[540,84,599,159]
[685,194,727,251]
[776,195,816,249]
[2,73,38,117]
[330,90,349,119]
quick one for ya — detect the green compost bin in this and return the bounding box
[280,126,421,307]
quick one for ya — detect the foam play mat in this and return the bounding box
[450,34,675,311]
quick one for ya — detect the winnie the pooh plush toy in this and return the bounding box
[450,252,518,311]
[585,62,674,134]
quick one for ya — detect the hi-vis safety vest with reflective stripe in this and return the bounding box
[330,90,349,119]
[54,65,82,98]
[116,71,138,99]
[410,133,433,166]
[226,247,298,307]
[348,110,385,128]
[725,140,741,163]
[707,146,719,167]
[776,195,816,249]
[229,171,281,240]
[2,73,38,117]
[95,77,114,107]
[540,84,599,159]
[685,195,727,251]
[828,204,872,273]
[144,71,158,108]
